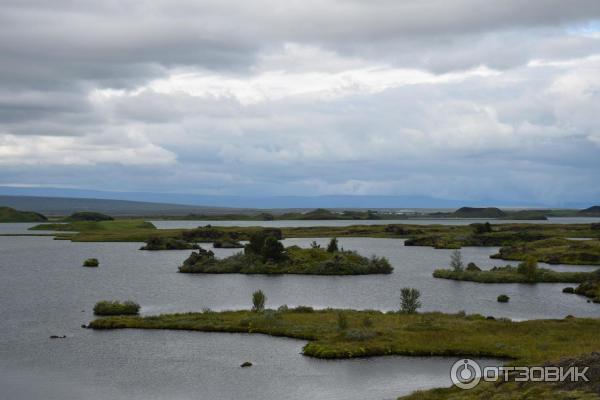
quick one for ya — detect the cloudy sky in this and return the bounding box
[1,1,599,206]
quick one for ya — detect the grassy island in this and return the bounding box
[491,238,600,265]
[93,300,140,316]
[179,235,392,275]
[140,236,200,250]
[433,265,598,284]
[83,258,99,267]
[88,308,600,364]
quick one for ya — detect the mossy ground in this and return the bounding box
[433,266,598,283]
[89,309,600,365]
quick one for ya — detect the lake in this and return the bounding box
[150,217,600,229]
[0,232,598,399]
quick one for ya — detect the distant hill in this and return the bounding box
[451,207,507,218]
[0,206,47,222]
[0,195,251,217]
[578,206,600,216]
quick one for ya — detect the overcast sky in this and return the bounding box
[1,1,599,205]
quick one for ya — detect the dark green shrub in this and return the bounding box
[518,257,538,280]
[83,258,99,267]
[563,287,575,294]
[327,238,339,253]
[252,290,266,312]
[450,250,464,272]
[497,294,510,303]
[291,305,314,313]
[400,287,422,314]
[93,300,140,315]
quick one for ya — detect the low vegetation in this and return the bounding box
[66,211,114,222]
[93,300,140,316]
[497,294,510,303]
[0,206,47,222]
[433,265,596,284]
[140,236,200,250]
[178,234,392,275]
[83,258,99,267]
[564,270,600,303]
[89,309,600,364]
[492,238,600,265]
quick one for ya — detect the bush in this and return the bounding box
[466,262,481,272]
[517,256,538,280]
[497,294,510,303]
[400,287,422,314]
[93,300,140,316]
[327,238,339,253]
[252,290,266,312]
[450,250,464,272]
[563,287,575,294]
[67,212,113,221]
[83,258,99,267]
[362,316,373,327]
[291,305,314,313]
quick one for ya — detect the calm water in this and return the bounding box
[150,217,600,229]
[1,234,598,399]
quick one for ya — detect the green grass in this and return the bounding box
[93,300,140,316]
[139,237,200,250]
[492,238,600,265]
[400,381,599,400]
[433,266,598,283]
[0,206,47,222]
[178,246,393,275]
[89,309,600,365]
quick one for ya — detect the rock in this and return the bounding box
[240,361,253,368]
[562,287,575,294]
[497,294,510,303]
[49,335,66,339]
[81,324,88,329]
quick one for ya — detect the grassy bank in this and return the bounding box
[492,238,600,265]
[433,266,598,283]
[89,309,600,364]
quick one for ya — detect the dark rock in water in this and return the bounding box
[240,361,253,367]
[497,294,510,303]
[81,324,88,329]
[562,287,575,294]
[49,335,66,339]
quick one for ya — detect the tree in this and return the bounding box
[450,250,464,272]
[399,287,422,314]
[517,256,538,280]
[327,237,339,253]
[261,236,285,261]
[252,290,266,312]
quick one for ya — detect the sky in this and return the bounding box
[0,1,599,206]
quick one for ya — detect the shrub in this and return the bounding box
[337,312,348,331]
[67,212,113,221]
[517,256,538,280]
[327,238,339,253]
[83,258,99,267]
[252,290,266,312]
[93,300,140,316]
[563,287,575,294]
[400,287,422,314]
[497,294,510,303]
[291,305,314,313]
[466,262,481,272]
[362,316,373,327]
[450,250,464,272]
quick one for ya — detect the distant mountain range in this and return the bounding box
[0,186,579,210]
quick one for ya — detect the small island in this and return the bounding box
[433,257,597,284]
[140,236,200,250]
[179,234,393,275]
[83,258,99,267]
[93,300,140,316]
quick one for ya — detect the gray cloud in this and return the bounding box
[0,1,599,204]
